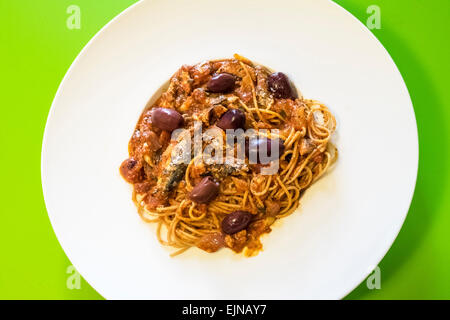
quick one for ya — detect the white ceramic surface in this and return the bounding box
[41,0,418,299]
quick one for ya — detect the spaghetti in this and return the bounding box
[120,55,337,256]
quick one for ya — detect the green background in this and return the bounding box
[0,0,449,299]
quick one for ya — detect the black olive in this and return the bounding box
[207,73,236,93]
[245,137,285,164]
[267,72,297,99]
[151,108,184,132]
[216,109,246,130]
[189,176,220,204]
[222,211,253,234]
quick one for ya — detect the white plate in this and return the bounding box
[41,0,418,299]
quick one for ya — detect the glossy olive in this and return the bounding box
[151,107,184,132]
[245,137,285,164]
[216,109,246,130]
[267,72,296,99]
[207,73,236,93]
[222,211,253,234]
[189,176,220,204]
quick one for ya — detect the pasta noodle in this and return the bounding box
[120,55,337,256]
